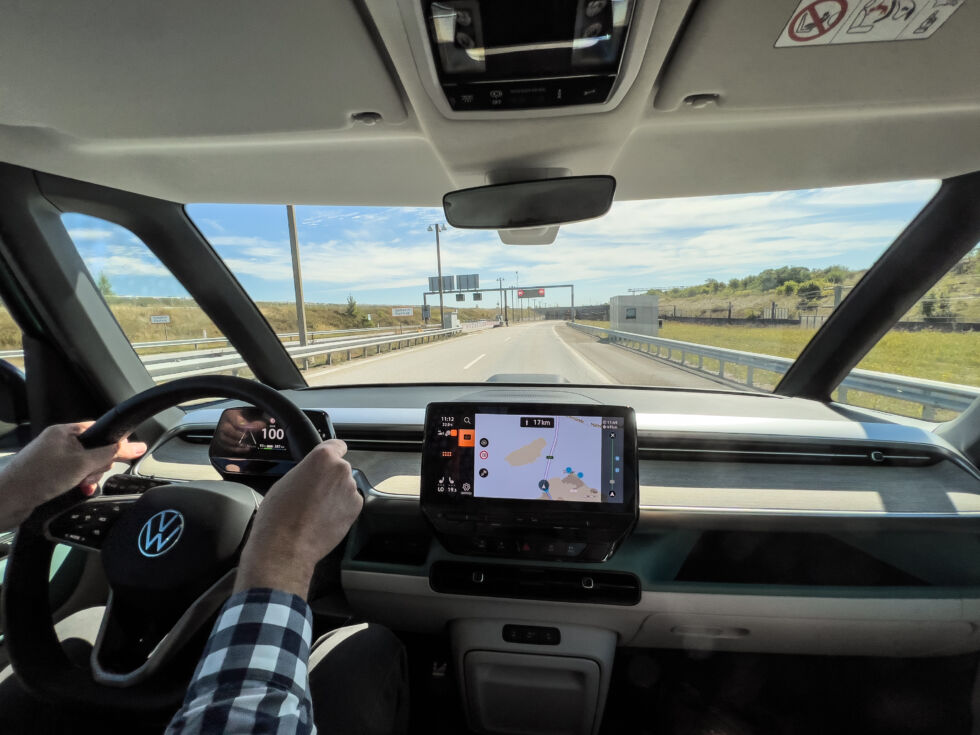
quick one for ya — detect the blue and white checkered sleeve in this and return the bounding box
[165,588,316,735]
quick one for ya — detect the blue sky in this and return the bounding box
[64,179,939,307]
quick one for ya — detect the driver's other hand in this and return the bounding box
[234,439,362,599]
[0,422,147,530]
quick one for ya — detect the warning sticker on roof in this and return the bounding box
[776,0,966,47]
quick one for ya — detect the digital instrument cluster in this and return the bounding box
[208,407,334,478]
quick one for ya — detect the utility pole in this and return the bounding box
[514,270,520,322]
[429,224,447,327]
[497,277,505,322]
[286,206,308,366]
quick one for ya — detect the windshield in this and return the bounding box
[184,179,976,417]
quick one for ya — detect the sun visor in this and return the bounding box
[653,0,978,112]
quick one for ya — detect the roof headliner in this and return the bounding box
[1,0,978,205]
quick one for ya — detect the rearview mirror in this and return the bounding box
[442,176,616,229]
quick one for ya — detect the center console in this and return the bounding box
[421,402,638,562]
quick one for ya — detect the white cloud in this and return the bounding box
[83,254,172,277]
[67,228,114,241]
[183,182,937,303]
[209,235,282,248]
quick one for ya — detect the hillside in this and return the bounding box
[653,250,979,322]
[0,298,498,351]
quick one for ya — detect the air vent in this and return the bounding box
[430,561,640,605]
[176,430,214,445]
[339,427,423,451]
[639,437,942,467]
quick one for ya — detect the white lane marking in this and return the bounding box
[504,337,512,342]
[551,325,613,384]
[305,328,491,380]
[463,353,486,370]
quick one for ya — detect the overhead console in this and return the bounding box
[421,402,638,561]
[400,0,660,117]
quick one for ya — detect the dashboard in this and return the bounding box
[120,383,980,659]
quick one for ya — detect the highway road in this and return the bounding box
[307,321,726,389]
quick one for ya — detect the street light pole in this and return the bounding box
[497,277,504,322]
[514,270,520,322]
[429,223,447,327]
[286,205,308,348]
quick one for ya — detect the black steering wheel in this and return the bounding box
[1,376,322,715]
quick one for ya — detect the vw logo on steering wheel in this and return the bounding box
[137,509,185,557]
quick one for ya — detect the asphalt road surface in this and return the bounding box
[307,321,726,389]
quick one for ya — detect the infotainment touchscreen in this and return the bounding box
[421,402,637,561]
[422,403,636,509]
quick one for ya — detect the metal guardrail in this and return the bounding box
[0,325,439,361]
[568,322,980,419]
[148,327,465,381]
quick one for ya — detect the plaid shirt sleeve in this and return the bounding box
[165,588,317,735]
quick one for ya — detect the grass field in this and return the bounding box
[581,320,979,420]
[0,298,499,352]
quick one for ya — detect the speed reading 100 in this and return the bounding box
[520,416,555,428]
[261,427,285,441]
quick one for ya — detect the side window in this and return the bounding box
[61,214,253,382]
[0,294,28,450]
[836,248,979,421]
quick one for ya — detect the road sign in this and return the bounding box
[429,275,455,292]
[392,307,414,316]
[149,315,171,324]
[455,293,465,302]
[473,292,482,301]
[422,305,431,320]
[457,274,479,290]
[517,288,545,298]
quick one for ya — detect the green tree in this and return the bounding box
[344,294,371,327]
[822,266,848,284]
[797,280,822,304]
[922,291,955,322]
[97,271,115,297]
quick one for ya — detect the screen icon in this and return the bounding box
[479,450,489,460]
[479,438,489,447]
[459,429,476,447]
[479,468,489,478]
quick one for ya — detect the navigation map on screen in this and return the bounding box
[474,413,622,502]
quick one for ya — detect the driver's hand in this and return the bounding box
[0,422,147,530]
[234,439,363,598]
